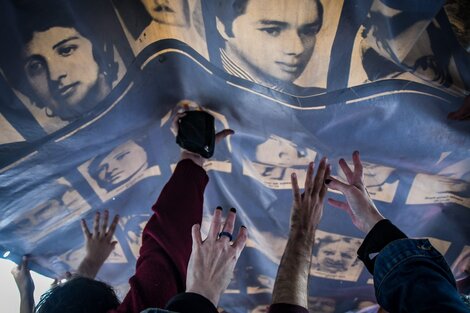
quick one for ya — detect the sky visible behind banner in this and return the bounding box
[0,0,469,312]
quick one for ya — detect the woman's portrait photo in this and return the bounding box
[78,138,161,202]
[0,0,124,131]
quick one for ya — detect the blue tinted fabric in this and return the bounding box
[0,0,469,312]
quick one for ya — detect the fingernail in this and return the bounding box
[216,206,223,211]
[325,179,332,185]
[230,207,237,213]
[292,172,296,178]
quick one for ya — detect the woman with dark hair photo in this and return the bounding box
[0,0,119,122]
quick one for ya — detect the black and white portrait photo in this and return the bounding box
[310,230,363,281]
[243,135,318,189]
[112,0,208,58]
[79,138,161,202]
[0,0,126,132]
[213,0,324,92]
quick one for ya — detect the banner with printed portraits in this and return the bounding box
[0,0,469,312]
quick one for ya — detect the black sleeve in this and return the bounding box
[165,292,218,313]
[357,219,407,273]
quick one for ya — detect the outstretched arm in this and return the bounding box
[113,114,234,312]
[327,151,469,313]
[11,255,35,313]
[269,158,329,312]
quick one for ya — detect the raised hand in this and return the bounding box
[11,255,35,313]
[271,158,329,308]
[289,158,330,243]
[77,210,120,278]
[186,207,248,307]
[326,151,384,233]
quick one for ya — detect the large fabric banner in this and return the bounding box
[0,0,469,312]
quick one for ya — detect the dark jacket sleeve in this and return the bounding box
[110,159,208,313]
[357,219,407,273]
[374,238,470,313]
[358,220,469,313]
[268,303,309,313]
[165,292,218,313]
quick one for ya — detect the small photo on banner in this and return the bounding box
[242,135,318,190]
[452,246,470,281]
[111,0,208,58]
[334,161,399,203]
[207,0,340,94]
[78,138,161,202]
[310,230,364,282]
[406,173,470,208]
[0,0,127,133]
[9,177,91,244]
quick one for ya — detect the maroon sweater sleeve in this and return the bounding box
[268,303,309,313]
[110,159,209,313]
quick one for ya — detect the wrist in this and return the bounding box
[77,256,101,278]
[180,151,204,167]
[288,228,316,249]
[364,211,385,233]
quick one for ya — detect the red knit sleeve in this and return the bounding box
[110,159,208,313]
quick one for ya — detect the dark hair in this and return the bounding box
[0,0,118,109]
[215,0,323,37]
[35,277,120,313]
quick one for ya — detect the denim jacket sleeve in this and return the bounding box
[374,238,470,313]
